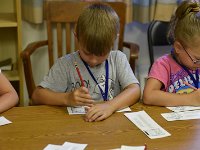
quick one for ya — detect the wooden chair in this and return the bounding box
[21,0,139,100]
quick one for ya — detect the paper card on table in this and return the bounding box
[67,106,86,115]
[43,144,62,150]
[0,116,12,126]
[117,107,131,112]
[167,106,200,112]
[124,111,171,139]
[67,106,131,115]
[121,145,145,150]
[161,110,200,121]
[61,141,87,150]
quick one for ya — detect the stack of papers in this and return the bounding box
[124,111,171,139]
[43,141,87,150]
[0,116,12,126]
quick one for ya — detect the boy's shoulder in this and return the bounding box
[58,51,79,62]
[109,50,126,58]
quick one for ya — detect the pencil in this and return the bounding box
[183,81,198,90]
[74,61,85,87]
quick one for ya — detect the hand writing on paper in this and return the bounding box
[67,87,94,107]
[84,103,115,122]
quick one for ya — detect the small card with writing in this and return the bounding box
[161,110,200,121]
[67,106,131,115]
[124,111,171,139]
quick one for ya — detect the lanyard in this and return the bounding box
[171,49,199,89]
[181,65,199,89]
[82,59,109,101]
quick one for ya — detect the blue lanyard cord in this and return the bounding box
[82,60,109,101]
[171,49,199,89]
[181,65,199,89]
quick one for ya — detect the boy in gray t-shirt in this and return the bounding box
[32,3,140,122]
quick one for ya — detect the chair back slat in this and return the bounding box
[56,23,63,58]
[66,23,71,54]
[46,21,54,67]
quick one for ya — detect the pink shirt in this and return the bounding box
[148,54,200,94]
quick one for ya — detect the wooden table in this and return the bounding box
[1,103,200,150]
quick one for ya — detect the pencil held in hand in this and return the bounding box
[74,61,85,87]
[184,81,198,90]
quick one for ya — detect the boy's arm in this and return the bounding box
[32,86,94,106]
[0,73,19,113]
[143,78,200,106]
[107,83,140,111]
[85,83,140,122]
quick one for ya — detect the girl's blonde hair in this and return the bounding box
[76,2,119,56]
[168,1,200,47]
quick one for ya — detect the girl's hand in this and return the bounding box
[84,103,115,122]
[67,87,94,107]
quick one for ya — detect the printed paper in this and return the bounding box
[124,111,171,139]
[167,106,200,112]
[161,110,200,121]
[67,106,131,115]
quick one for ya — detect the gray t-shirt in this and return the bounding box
[40,50,139,101]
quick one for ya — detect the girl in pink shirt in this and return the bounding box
[143,1,200,106]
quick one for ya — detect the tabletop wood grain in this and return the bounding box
[1,103,200,150]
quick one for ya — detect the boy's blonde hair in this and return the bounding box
[76,2,120,56]
[168,1,200,47]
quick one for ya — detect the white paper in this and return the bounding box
[0,116,12,126]
[117,107,132,112]
[61,141,87,150]
[67,106,86,115]
[67,107,131,115]
[121,145,145,150]
[43,144,62,150]
[167,106,200,112]
[161,110,200,121]
[43,142,87,150]
[124,111,171,139]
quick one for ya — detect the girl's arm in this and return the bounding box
[143,78,200,106]
[0,73,19,113]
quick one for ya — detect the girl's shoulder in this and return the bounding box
[154,54,177,66]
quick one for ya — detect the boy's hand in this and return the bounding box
[84,103,115,122]
[67,87,94,107]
